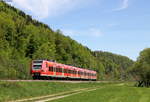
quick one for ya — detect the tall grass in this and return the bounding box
[0,81,104,102]
[50,83,150,102]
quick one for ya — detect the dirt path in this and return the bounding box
[36,88,99,102]
[10,87,101,102]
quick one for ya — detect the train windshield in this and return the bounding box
[32,60,43,70]
[33,65,42,69]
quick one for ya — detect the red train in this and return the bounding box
[30,60,97,80]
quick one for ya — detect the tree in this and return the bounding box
[130,48,150,87]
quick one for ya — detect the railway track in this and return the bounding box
[0,80,96,83]
[0,79,131,84]
[0,80,112,83]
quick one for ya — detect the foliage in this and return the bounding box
[129,48,150,87]
[93,51,134,80]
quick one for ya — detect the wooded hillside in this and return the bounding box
[0,1,133,80]
[93,51,134,80]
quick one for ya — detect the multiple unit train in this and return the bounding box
[31,60,97,80]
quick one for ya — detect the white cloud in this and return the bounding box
[107,23,119,27]
[89,28,103,37]
[10,0,90,19]
[113,0,129,11]
[62,28,103,37]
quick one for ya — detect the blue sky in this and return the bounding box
[8,0,150,60]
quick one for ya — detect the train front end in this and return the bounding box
[31,60,43,79]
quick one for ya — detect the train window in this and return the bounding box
[64,69,67,73]
[56,68,59,72]
[33,65,42,69]
[68,70,70,73]
[56,68,62,73]
[70,70,73,74]
[33,65,41,67]
[49,66,53,72]
[59,68,62,72]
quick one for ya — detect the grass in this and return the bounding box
[0,81,107,102]
[50,83,150,102]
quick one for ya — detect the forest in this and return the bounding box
[1,1,148,82]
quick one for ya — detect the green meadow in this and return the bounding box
[50,83,150,102]
[0,81,105,102]
[0,81,149,102]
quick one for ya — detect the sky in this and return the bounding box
[7,0,150,60]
